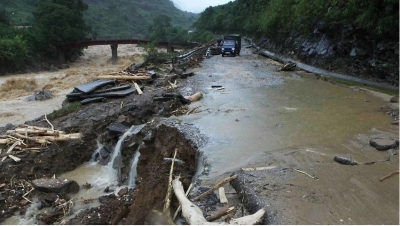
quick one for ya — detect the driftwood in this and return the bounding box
[187,106,201,115]
[294,169,318,180]
[133,82,143,95]
[1,141,20,161]
[168,80,178,89]
[379,171,399,182]
[218,187,228,204]
[241,166,276,171]
[44,114,54,131]
[279,62,296,71]
[163,149,178,214]
[97,75,152,80]
[173,178,265,225]
[8,128,63,136]
[206,206,235,222]
[192,175,238,201]
[173,183,194,220]
[188,92,203,102]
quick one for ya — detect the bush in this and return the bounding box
[142,41,173,66]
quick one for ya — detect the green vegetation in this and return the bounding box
[70,0,198,38]
[194,0,399,41]
[0,10,37,64]
[142,41,172,65]
[47,101,81,120]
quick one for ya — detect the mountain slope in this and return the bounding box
[2,0,198,37]
[84,0,198,37]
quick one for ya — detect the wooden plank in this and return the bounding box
[97,75,152,80]
[133,82,143,95]
[218,187,228,204]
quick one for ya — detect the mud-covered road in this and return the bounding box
[176,46,399,224]
[0,43,398,225]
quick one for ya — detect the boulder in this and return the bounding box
[369,138,399,151]
[32,178,80,194]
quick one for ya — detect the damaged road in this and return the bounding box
[0,42,399,225]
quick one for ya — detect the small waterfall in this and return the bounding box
[128,148,141,189]
[108,124,146,184]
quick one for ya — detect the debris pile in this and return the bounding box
[0,125,82,162]
[279,62,297,71]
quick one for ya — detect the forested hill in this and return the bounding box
[2,0,198,37]
[83,0,198,37]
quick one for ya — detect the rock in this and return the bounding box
[118,187,128,197]
[99,146,112,158]
[369,138,399,151]
[99,194,116,204]
[107,122,129,135]
[32,178,80,194]
[390,96,399,103]
[333,156,358,165]
[25,90,53,101]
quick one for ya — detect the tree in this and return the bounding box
[146,14,173,42]
[33,0,90,46]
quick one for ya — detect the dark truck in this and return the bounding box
[221,34,241,57]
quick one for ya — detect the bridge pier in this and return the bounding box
[110,44,118,64]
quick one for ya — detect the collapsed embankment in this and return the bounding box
[0,63,203,224]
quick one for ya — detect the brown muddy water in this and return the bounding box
[1,45,398,224]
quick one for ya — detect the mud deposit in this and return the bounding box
[1,43,399,225]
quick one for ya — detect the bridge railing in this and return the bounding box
[172,43,213,69]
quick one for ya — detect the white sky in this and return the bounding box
[171,0,233,13]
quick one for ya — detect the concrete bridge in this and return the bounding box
[55,37,200,64]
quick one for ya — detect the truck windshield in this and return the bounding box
[223,40,235,45]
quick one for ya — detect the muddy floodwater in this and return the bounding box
[178,47,399,224]
[1,45,398,224]
[181,48,396,175]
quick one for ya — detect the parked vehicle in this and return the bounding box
[223,34,241,55]
[221,39,237,57]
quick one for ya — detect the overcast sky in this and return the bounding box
[171,0,233,13]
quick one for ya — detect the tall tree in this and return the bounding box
[33,0,90,45]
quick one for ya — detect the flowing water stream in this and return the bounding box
[2,125,147,224]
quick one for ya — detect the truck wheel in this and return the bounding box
[222,54,225,57]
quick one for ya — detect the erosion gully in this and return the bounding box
[2,45,399,224]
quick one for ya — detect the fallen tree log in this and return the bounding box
[21,125,65,134]
[32,134,81,141]
[97,75,152,80]
[192,174,237,201]
[206,206,235,222]
[8,128,63,136]
[172,178,265,225]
